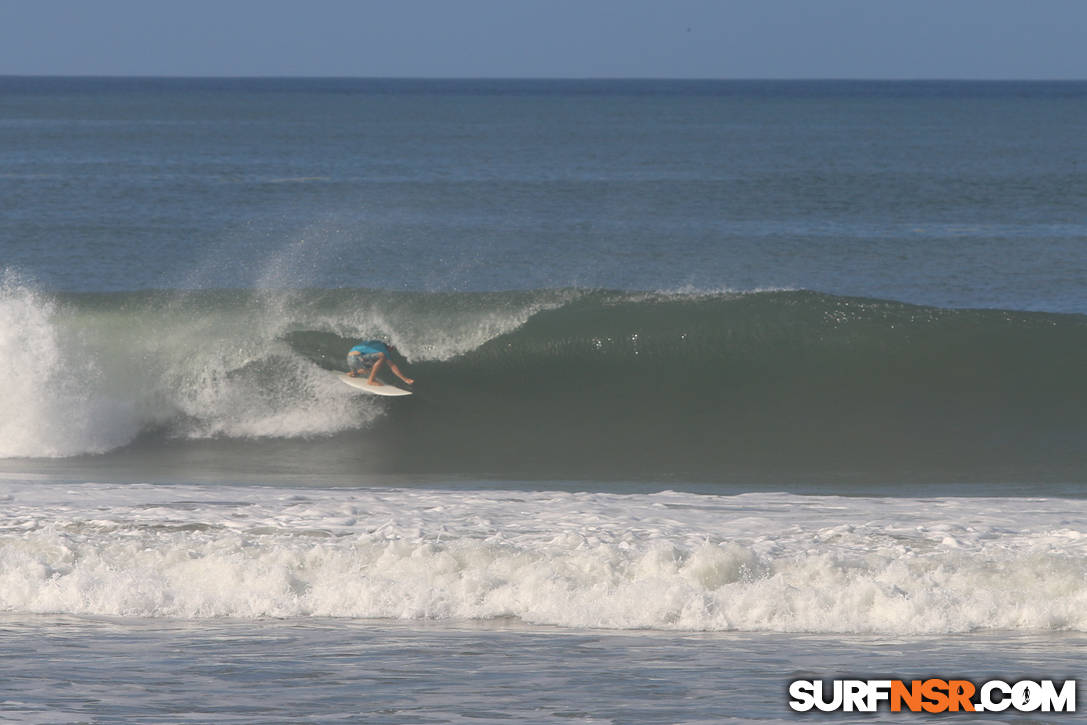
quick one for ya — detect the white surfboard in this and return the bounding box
[337,373,413,397]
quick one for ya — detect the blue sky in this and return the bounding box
[2,0,1085,79]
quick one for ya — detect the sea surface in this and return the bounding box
[1,78,1085,722]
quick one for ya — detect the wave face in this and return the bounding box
[399,290,1087,480]
[3,277,1085,481]
[2,483,1085,631]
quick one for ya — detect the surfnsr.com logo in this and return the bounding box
[788,679,1076,713]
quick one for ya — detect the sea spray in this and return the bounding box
[0,274,142,457]
[0,280,382,457]
[0,283,571,458]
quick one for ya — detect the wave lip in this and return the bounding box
[2,484,1085,632]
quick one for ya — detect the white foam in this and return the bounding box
[0,277,388,456]
[2,483,1084,633]
[0,273,581,457]
[0,274,143,457]
[643,285,797,301]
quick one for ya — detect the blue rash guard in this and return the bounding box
[347,341,389,372]
[350,341,389,356]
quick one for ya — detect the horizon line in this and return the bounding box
[2,74,1087,83]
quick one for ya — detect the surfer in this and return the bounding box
[347,340,414,386]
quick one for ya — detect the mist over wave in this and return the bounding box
[2,276,1085,481]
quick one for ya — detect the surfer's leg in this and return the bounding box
[387,361,413,385]
[367,356,384,384]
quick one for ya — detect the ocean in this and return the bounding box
[1,77,1085,722]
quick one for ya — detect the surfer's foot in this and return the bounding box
[347,371,357,377]
[404,378,414,385]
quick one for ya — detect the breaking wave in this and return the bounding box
[2,276,1085,481]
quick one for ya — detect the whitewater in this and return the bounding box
[0,274,571,457]
[3,481,1084,633]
